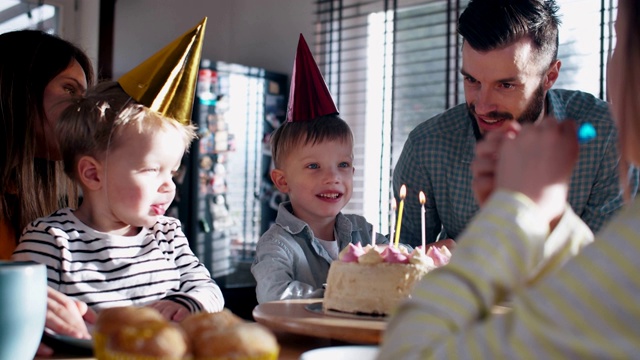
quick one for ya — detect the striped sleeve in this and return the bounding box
[13,211,225,313]
[378,190,638,359]
[157,219,225,312]
[11,213,71,289]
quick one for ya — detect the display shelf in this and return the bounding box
[170,60,287,286]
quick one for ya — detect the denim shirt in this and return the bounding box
[251,202,388,304]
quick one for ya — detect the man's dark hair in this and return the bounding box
[458,0,561,66]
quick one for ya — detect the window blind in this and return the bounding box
[0,0,59,34]
[315,0,617,235]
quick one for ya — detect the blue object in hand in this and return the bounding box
[577,122,596,144]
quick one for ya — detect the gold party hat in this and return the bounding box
[118,17,207,124]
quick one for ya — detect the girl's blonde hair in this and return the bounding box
[56,81,197,182]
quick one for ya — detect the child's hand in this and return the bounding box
[44,287,93,338]
[146,300,190,322]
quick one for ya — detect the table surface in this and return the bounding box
[37,331,334,360]
[37,299,508,360]
[252,298,386,344]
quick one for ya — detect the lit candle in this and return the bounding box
[394,185,407,248]
[390,198,396,248]
[419,191,426,254]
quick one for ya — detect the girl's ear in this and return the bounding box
[270,168,289,193]
[76,156,103,191]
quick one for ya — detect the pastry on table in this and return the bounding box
[190,321,279,360]
[180,308,242,341]
[103,319,189,360]
[93,306,167,359]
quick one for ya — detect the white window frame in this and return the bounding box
[0,0,99,78]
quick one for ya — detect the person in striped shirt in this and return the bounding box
[378,0,640,358]
[13,81,224,322]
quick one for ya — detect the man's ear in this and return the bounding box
[543,59,561,90]
[270,168,289,193]
[76,156,103,191]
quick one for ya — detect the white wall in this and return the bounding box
[113,0,315,78]
[71,0,100,79]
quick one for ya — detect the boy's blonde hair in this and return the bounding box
[56,81,197,181]
[270,114,353,168]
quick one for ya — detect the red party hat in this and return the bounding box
[286,34,338,122]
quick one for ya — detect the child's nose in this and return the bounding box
[160,178,176,193]
[323,168,341,183]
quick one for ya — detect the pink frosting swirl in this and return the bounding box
[380,245,409,264]
[426,245,452,267]
[339,242,365,262]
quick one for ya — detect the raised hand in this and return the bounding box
[471,122,521,206]
[495,117,579,227]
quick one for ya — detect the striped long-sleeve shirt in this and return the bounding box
[378,190,639,359]
[12,208,224,313]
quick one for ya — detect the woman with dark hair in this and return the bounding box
[0,29,95,356]
[0,29,94,253]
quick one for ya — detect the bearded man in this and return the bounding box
[393,0,638,247]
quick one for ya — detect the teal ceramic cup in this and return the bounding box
[0,261,47,360]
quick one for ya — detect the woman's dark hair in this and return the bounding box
[0,30,94,240]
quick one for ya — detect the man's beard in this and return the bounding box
[467,82,546,125]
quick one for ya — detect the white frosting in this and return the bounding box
[323,260,430,315]
[409,248,436,268]
[358,247,384,264]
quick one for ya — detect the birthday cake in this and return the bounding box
[323,243,451,316]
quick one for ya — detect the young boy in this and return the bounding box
[12,20,224,322]
[251,35,387,304]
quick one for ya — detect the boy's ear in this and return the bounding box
[270,168,289,193]
[77,156,103,191]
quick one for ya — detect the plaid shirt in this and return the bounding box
[393,89,638,247]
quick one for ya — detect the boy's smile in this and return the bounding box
[271,138,354,233]
[317,192,343,200]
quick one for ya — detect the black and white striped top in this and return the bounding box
[12,208,224,313]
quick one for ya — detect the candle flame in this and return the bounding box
[419,191,426,205]
[391,198,397,210]
[400,184,407,199]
